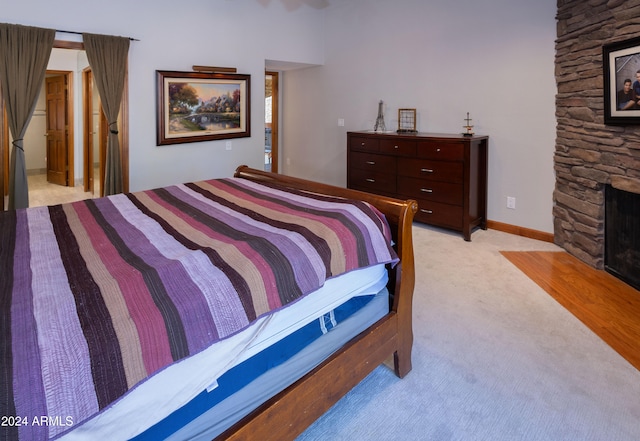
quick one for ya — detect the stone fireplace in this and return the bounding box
[554,0,640,277]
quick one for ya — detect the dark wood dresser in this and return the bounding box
[347,131,488,241]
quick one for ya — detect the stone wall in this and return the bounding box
[555,0,640,268]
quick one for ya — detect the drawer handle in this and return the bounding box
[366,178,376,183]
[420,188,433,193]
[436,148,441,152]
[394,145,399,149]
[421,168,434,173]
[361,142,366,146]
[366,161,376,165]
[420,209,433,214]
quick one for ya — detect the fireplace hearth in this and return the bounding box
[605,185,640,292]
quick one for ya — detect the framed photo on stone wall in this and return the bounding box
[603,36,640,125]
[156,70,251,145]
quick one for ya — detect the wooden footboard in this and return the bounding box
[219,166,418,440]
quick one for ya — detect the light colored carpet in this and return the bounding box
[297,224,640,441]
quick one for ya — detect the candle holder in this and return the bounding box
[463,112,474,136]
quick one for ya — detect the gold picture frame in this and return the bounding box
[397,108,417,133]
[156,70,251,145]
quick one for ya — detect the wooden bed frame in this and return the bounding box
[218,165,418,440]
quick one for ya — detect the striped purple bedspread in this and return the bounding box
[0,177,398,440]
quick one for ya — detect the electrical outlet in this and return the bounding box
[225,141,232,150]
[338,118,345,127]
[507,196,516,209]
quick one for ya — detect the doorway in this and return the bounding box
[1,69,76,208]
[265,71,279,173]
[0,40,129,210]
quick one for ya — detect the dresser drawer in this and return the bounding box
[397,157,463,183]
[350,151,397,173]
[397,176,462,205]
[349,168,397,194]
[417,141,464,161]
[414,200,463,229]
[350,136,380,152]
[380,139,417,157]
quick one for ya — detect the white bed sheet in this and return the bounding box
[167,285,390,441]
[59,263,388,441]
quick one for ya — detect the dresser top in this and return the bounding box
[348,131,488,141]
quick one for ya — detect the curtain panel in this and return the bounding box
[83,33,129,197]
[0,23,55,209]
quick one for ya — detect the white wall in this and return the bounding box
[3,0,326,191]
[5,0,558,234]
[282,0,557,233]
[24,87,47,172]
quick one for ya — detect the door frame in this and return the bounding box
[266,71,279,173]
[1,96,6,203]
[82,68,94,193]
[82,67,108,196]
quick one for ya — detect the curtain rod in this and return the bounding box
[55,28,139,41]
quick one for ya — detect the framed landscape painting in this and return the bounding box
[156,70,250,145]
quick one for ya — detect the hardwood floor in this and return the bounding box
[501,251,640,371]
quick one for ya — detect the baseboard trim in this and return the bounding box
[486,220,554,243]
[27,168,46,176]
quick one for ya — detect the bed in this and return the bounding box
[1,165,417,441]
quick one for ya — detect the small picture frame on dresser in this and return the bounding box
[397,109,417,133]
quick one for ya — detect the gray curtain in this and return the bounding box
[83,33,129,196]
[0,23,55,209]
